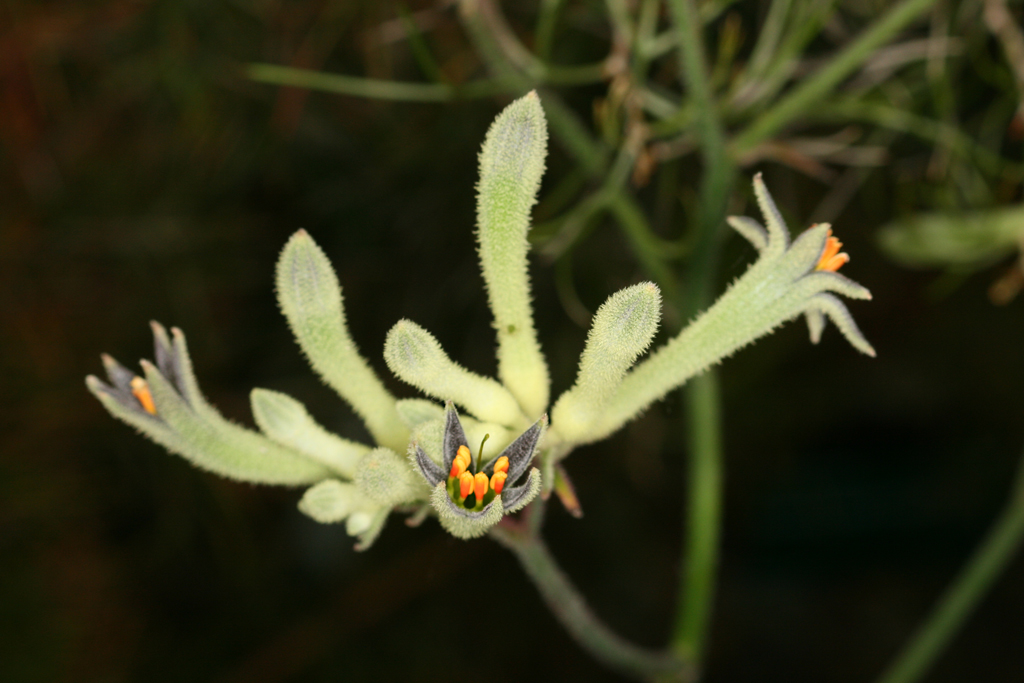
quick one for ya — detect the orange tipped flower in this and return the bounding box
[459,471,475,499]
[816,229,849,272]
[130,376,157,415]
[450,445,472,478]
[413,404,546,535]
[474,472,489,501]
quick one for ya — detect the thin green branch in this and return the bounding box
[644,0,746,60]
[733,0,940,154]
[727,0,838,116]
[665,0,735,667]
[246,62,606,103]
[745,0,794,81]
[491,520,695,682]
[530,90,684,308]
[807,99,1024,177]
[875,451,1024,683]
[246,63,502,101]
[397,3,448,83]
[673,371,723,663]
[535,0,567,61]
[632,0,663,79]
[604,0,636,47]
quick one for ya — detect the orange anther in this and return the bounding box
[459,471,475,499]
[820,252,850,272]
[490,471,507,495]
[493,456,509,474]
[474,472,489,501]
[816,231,849,272]
[450,445,472,478]
[130,376,157,415]
[449,459,466,478]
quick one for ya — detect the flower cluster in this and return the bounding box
[88,92,874,547]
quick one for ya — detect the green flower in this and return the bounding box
[412,403,544,539]
[87,93,874,547]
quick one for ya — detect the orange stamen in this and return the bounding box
[493,456,509,475]
[130,376,157,415]
[450,445,472,478]
[816,230,849,272]
[820,252,850,272]
[490,471,507,495]
[459,471,475,499]
[474,472,489,501]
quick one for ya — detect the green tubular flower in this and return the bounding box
[579,174,875,446]
[412,403,544,539]
[88,94,875,546]
[87,322,333,486]
[87,320,422,550]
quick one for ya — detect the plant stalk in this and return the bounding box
[732,0,940,154]
[875,452,1024,683]
[491,519,694,682]
[665,0,735,667]
[673,371,723,663]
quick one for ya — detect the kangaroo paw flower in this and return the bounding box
[585,174,875,443]
[413,402,544,539]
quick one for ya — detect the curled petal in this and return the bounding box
[499,467,542,513]
[101,354,136,394]
[489,415,546,482]
[727,216,769,253]
[805,309,826,345]
[789,270,873,302]
[151,321,185,400]
[413,442,446,487]
[442,402,470,473]
[753,173,790,257]
[808,293,876,357]
[164,323,216,418]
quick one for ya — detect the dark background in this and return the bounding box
[2,1,1022,681]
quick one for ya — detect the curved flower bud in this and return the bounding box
[384,319,526,427]
[354,446,427,507]
[582,175,875,446]
[550,282,661,445]
[276,230,408,451]
[251,388,369,478]
[477,91,551,418]
[412,403,544,539]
